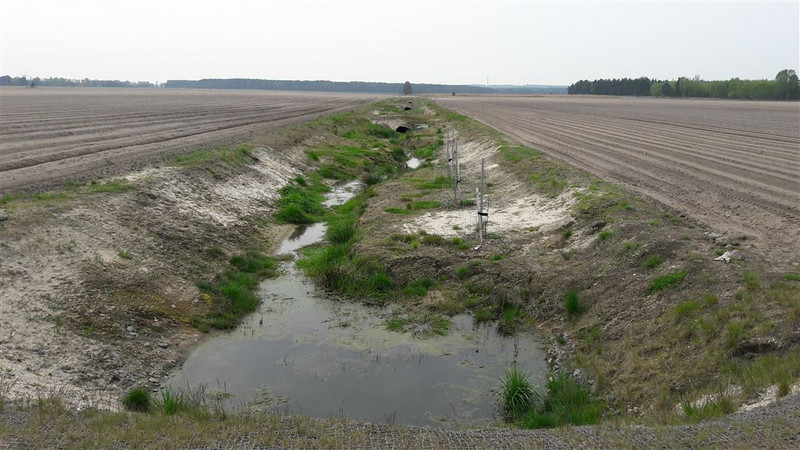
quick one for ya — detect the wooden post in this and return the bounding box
[478,157,485,243]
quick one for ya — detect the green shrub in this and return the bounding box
[326,219,357,245]
[122,388,152,413]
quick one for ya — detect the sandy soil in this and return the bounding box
[434,96,800,267]
[0,146,305,408]
[0,87,380,193]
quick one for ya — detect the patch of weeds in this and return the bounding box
[193,251,278,330]
[122,387,152,412]
[682,395,735,423]
[499,146,540,163]
[490,254,503,261]
[674,300,701,319]
[384,317,408,332]
[565,290,582,319]
[155,390,187,416]
[229,252,277,276]
[641,255,663,269]
[294,175,307,186]
[650,270,689,293]
[384,207,412,215]
[597,230,612,241]
[404,278,432,297]
[118,250,133,260]
[784,274,800,282]
[89,180,133,193]
[407,200,440,210]
[274,185,326,224]
[499,306,524,334]
[503,372,604,429]
[741,271,760,290]
[726,321,745,348]
[415,176,454,190]
[451,237,469,250]
[205,247,225,259]
[454,265,469,279]
[473,307,494,322]
[562,229,573,240]
[715,249,725,256]
[624,241,639,252]
[649,220,662,227]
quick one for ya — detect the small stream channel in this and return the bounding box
[167,180,547,427]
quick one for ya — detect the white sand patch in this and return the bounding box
[155,147,298,227]
[401,189,578,238]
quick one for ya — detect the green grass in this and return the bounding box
[118,250,133,260]
[274,185,326,224]
[650,270,689,293]
[562,229,573,240]
[499,146,540,163]
[597,230,612,241]
[497,371,604,429]
[682,396,735,423]
[385,317,410,332]
[122,388,152,413]
[641,255,663,269]
[674,300,701,318]
[564,290,582,319]
[404,278,432,297]
[497,368,536,419]
[155,390,187,416]
[474,308,494,322]
[490,254,503,261]
[454,265,469,279]
[742,271,761,290]
[519,374,604,428]
[785,274,800,282]
[384,207,412,215]
[192,251,279,331]
[406,200,440,210]
[415,176,454,190]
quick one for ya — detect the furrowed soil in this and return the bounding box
[1,96,798,447]
[0,87,380,193]
[435,95,800,268]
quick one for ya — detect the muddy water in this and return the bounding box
[167,180,547,427]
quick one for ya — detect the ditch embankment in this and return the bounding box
[1,99,798,447]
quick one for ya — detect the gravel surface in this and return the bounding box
[1,393,798,448]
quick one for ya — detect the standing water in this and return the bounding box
[167,180,547,427]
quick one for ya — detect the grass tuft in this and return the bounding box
[565,290,582,319]
[122,387,152,413]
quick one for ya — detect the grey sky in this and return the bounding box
[1,1,798,85]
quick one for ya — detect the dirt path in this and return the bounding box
[434,96,800,266]
[0,88,380,193]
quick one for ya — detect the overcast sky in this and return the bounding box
[1,1,798,85]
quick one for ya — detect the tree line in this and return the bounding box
[0,76,157,88]
[568,70,799,100]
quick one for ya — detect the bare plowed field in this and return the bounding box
[0,88,377,193]
[436,96,800,261]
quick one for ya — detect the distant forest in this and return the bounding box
[164,79,566,95]
[568,70,800,100]
[0,74,565,95]
[0,75,157,88]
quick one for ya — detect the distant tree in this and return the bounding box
[403,81,412,95]
[776,69,800,100]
